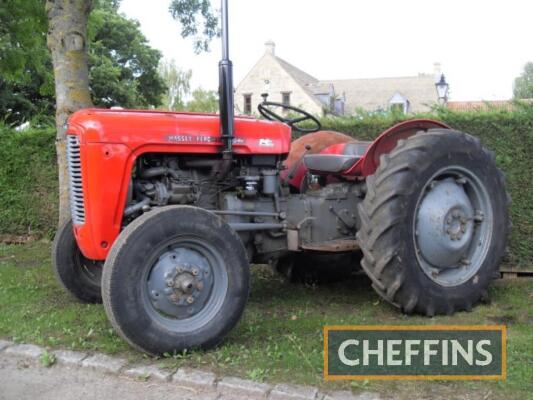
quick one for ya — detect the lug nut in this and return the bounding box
[166,279,174,287]
[186,296,195,304]
[192,268,199,276]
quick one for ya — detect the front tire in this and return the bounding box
[102,206,250,355]
[357,129,509,316]
[52,219,103,303]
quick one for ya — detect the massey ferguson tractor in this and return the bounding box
[52,1,509,355]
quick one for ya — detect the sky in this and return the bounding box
[119,0,533,101]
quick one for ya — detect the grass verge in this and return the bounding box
[0,241,531,399]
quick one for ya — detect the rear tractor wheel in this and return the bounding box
[102,206,250,355]
[357,129,510,316]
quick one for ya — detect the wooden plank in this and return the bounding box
[499,266,533,279]
[500,266,533,273]
[502,272,518,279]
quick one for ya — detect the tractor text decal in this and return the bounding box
[166,135,245,144]
[324,325,506,380]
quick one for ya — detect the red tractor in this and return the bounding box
[52,1,509,355]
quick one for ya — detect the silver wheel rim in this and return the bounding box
[413,166,493,287]
[142,237,228,332]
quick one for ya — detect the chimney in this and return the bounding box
[265,40,275,56]
[433,62,442,80]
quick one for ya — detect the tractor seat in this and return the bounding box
[303,141,371,173]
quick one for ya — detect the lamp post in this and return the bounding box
[261,79,270,103]
[435,74,450,105]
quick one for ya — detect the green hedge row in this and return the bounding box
[0,106,531,266]
[0,126,58,238]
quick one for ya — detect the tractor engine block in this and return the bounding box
[124,153,363,265]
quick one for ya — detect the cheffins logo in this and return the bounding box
[324,325,506,380]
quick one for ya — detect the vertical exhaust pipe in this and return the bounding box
[219,0,234,159]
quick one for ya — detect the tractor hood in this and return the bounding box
[68,108,291,155]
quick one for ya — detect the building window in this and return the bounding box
[281,92,291,106]
[243,94,252,115]
[390,103,404,114]
[389,92,410,114]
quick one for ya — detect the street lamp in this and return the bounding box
[261,79,270,103]
[435,74,449,105]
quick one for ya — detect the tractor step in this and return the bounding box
[300,239,359,252]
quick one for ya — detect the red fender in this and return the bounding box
[283,119,450,191]
[343,119,450,177]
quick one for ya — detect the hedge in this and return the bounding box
[0,106,531,266]
[0,126,58,238]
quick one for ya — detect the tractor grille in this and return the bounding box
[67,135,86,224]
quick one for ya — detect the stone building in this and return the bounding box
[235,41,443,116]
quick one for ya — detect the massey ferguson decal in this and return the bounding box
[167,135,218,143]
[166,135,245,144]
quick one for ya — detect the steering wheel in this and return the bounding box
[258,101,321,133]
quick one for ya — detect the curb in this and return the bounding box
[0,340,382,400]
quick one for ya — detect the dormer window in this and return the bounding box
[389,92,410,114]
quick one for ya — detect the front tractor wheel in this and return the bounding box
[357,129,509,316]
[102,206,250,355]
[52,219,103,303]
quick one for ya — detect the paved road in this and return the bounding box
[0,357,218,400]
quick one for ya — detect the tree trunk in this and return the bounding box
[46,0,93,226]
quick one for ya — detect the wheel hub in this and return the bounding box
[413,167,493,287]
[444,208,469,241]
[147,248,213,319]
[416,178,474,269]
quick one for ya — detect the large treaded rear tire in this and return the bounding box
[102,206,250,355]
[51,219,102,303]
[356,129,510,316]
